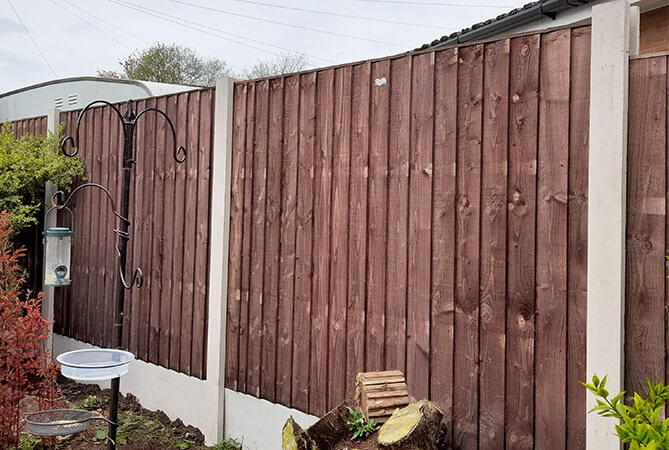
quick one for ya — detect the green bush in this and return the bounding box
[212,438,242,450]
[583,374,669,449]
[0,124,84,233]
[345,406,378,440]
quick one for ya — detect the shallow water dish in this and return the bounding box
[25,409,106,436]
[56,349,134,381]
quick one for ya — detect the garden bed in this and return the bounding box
[22,376,212,449]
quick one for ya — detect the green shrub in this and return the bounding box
[345,406,378,440]
[583,374,669,449]
[212,438,242,450]
[0,124,84,233]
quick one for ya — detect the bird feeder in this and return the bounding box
[43,207,73,287]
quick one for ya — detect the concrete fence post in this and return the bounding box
[206,76,235,441]
[44,108,60,354]
[586,1,638,448]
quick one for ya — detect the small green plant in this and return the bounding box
[17,433,43,450]
[345,406,378,440]
[212,438,242,450]
[72,395,106,409]
[583,374,669,449]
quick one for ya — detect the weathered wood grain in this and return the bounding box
[347,62,371,397]
[407,52,434,401]
[567,26,591,450]
[505,34,539,450]
[453,43,483,450]
[366,59,390,374]
[430,47,457,448]
[261,79,283,401]
[226,84,247,390]
[626,56,667,397]
[385,56,411,376]
[479,39,510,450]
[535,29,570,449]
[292,72,316,411]
[328,66,352,409]
[276,75,299,405]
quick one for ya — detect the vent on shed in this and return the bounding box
[68,94,78,106]
[54,97,63,108]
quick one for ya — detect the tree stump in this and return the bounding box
[282,417,316,450]
[377,400,445,449]
[307,403,352,449]
[355,370,410,424]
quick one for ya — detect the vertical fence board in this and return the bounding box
[385,56,411,376]
[479,38,510,450]
[238,84,256,391]
[261,80,283,401]
[292,72,316,410]
[567,26,590,450]
[535,29,570,449]
[192,90,212,378]
[148,97,166,364]
[226,84,247,390]
[310,69,334,416]
[366,60,390,373]
[626,57,667,397]
[346,62,371,395]
[430,47,457,446]
[170,93,189,371]
[160,95,177,368]
[407,52,434,401]
[328,66,352,409]
[276,75,299,405]
[248,81,269,396]
[140,98,157,363]
[453,43,483,450]
[505,34,540,450]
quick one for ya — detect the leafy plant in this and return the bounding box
[72,394,107,409]
[212,438,242,450]
[345,406,378,440]
[0,213,61,449]
[583,374,669,449]
[0,124,84,234]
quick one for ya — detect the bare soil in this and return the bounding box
[33,376,209,449]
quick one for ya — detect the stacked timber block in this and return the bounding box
[354,370,410,424]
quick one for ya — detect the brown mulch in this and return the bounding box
[332,432,384,450]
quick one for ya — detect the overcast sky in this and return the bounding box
[0,0,528,93]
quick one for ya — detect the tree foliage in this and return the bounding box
[98,43,232,87]
[240,52,308,80]
[0,125,84,233]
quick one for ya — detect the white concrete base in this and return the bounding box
[224,389,319,449]
[54,334,318,447]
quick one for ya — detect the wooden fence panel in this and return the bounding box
[226,25,591,449]
[626,56,668,398]
[50,90,213,379]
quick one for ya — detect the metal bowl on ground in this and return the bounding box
[56,349,134,381]
[25,409,102,436]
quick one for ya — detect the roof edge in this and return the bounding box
[0,77,155,99]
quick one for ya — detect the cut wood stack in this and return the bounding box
[355,370,410,424]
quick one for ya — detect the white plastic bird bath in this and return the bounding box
[56,349,134,381]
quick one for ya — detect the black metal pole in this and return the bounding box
[108,101,136,450]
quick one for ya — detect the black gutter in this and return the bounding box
[423,0,591,50]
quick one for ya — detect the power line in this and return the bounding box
[58,0,150,45]
[47,0,133,50]
[352,0,515,7]
[109,0,333,65]
[6,0,57,76]
[163,0,408,48]
[213,0,451,30]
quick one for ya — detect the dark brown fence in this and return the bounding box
[8,115,47,138]
[226,25,591,449]
[53,89,214,379]
[626,54,669,401]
